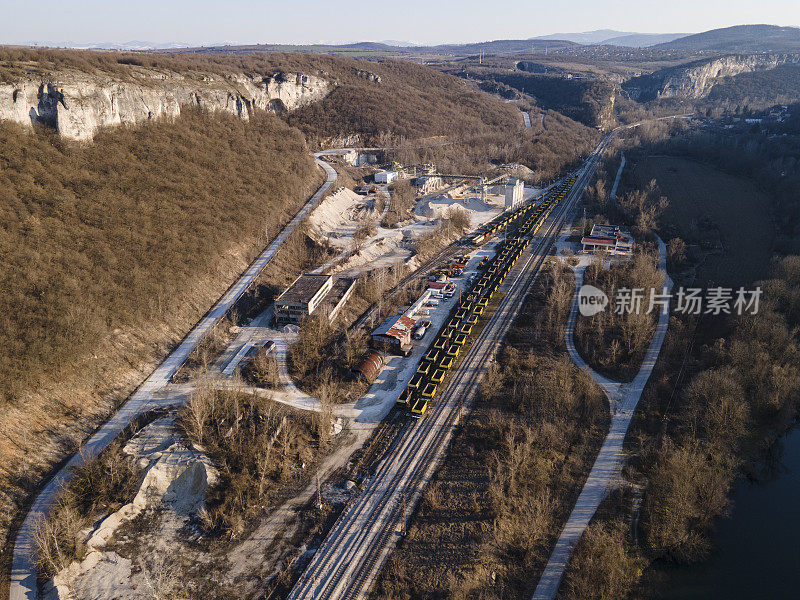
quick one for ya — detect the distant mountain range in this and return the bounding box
[17,24,800,57]
[654,24,800,52]
[599,33,689,47]
[533,30,631,45]
[532,30,687,47]
[23,40,189,50]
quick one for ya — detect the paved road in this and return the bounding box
[610,152,626,200]
[9,154,338,600]
[523,111,532,129]
[531,152,672,599]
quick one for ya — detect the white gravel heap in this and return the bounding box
[42,416,218,600]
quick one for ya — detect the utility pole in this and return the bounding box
[316,473,322,510]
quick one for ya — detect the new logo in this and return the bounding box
[578,285,609,317]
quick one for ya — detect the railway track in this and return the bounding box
[350,244,463,332]
[288,134,613,600]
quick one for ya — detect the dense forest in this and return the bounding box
[477,72,616,127]
[555,117,800,598]
[0,109,318,401]
[706,65,800,111]
[645,119,800,253]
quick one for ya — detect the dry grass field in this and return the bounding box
[630,156,774,288]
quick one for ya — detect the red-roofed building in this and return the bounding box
[581,224,634,256]
[371,314,415,355]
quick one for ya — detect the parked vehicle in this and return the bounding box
[412,319,433,340]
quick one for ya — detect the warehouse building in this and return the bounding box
[375,170,399,184]
[274,274,357,324]
[371,314,415,355]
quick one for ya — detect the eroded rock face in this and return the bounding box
[0,68,330,140]
[623,53,800,101]
[660,54,800,98]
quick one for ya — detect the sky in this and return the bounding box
[1,0,799,47]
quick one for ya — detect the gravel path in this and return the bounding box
[532,228,672,598]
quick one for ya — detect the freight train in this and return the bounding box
[397,177,577,417]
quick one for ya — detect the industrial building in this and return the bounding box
[581,224,634,256]
[352,350,384,382]
[274,273,357,324]
[371,314,415,355]
[413,175,442,195]
[343,150,380,166]
[505,178,524,211]
[375,170,399,184]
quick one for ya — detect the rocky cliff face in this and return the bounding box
[0,67,330,140]
[623,53,800,101]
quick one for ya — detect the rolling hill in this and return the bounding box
[657,24,800,52]
[533,30,688,47]
[533,30,631,44]
[599,32,688,47]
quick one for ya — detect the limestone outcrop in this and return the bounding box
[41,416,218,600]
[623,53,800,101]
[0,66,330,140]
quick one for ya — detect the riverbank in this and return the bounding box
[651,423,800,600]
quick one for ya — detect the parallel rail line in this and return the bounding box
[288,134,612,600]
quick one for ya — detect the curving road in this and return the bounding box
[531,153,673,599]
[9,154,338,600]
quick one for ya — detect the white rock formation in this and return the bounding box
[0,67,330,140]
[659,53,800,99]
[42,416,219,600]
[624,53,800,101]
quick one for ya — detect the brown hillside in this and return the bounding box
[0,109,320,566]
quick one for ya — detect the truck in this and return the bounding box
[412,319,432,340]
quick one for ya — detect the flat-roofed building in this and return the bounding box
[274,274,334,324]
[375,170,399,184]
[274,274,358,324]
[319,276,358,322]
[581,224,634,257]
